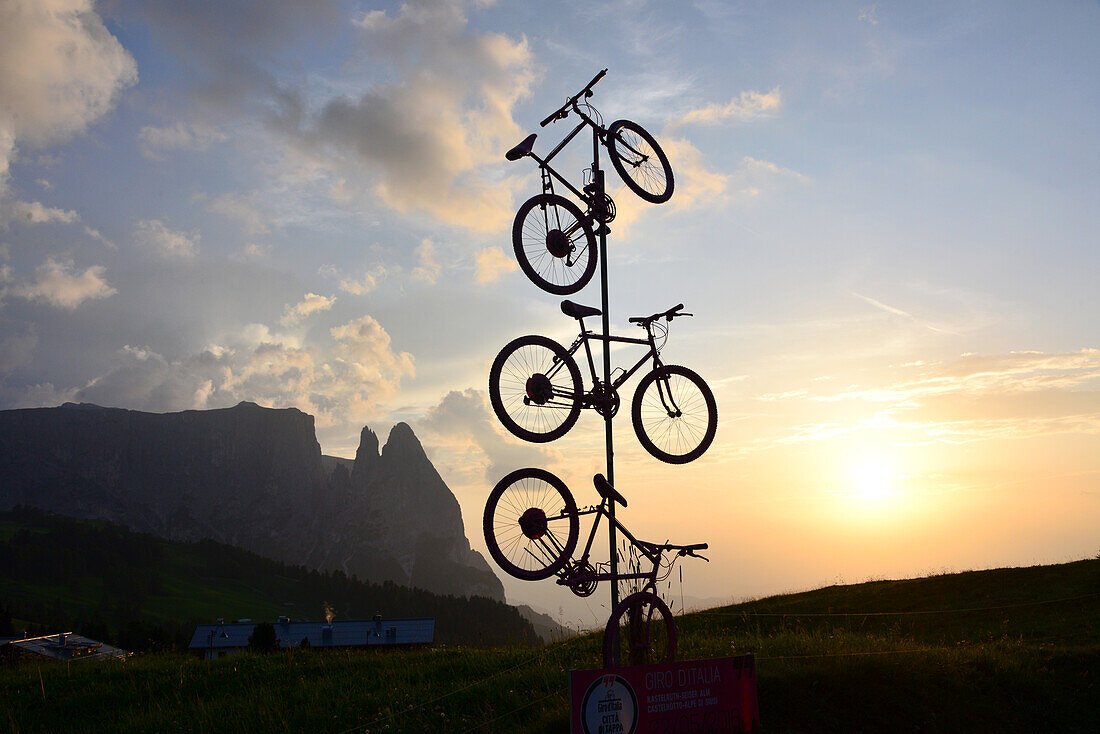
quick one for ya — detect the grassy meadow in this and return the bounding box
[3,559,1097,733]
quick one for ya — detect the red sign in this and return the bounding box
[569,654,759,734]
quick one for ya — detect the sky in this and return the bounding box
[1,0,1097,628]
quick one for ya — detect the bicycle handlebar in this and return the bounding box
[540,68,608,127]
[629,303,690,325]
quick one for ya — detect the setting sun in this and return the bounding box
[851,456,897,503]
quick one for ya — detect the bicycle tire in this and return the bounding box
[603,591,677,667]
[489,335,583,443]
[512,193,597,295]
[631,364,717,464]
[484,468,579,581]
[607,119,674,204]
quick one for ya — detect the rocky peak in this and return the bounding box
[352,426,380,483]
[380,422,424,462]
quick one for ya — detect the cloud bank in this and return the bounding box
[0,0,137,192]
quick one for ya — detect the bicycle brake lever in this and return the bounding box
[678,548,709,562]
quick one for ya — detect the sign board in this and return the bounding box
[569,654,759,734]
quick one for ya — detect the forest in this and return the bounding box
[0,506,537,651]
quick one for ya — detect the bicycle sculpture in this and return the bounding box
[505,68,674,295]
[484,69,714,668]
[484,469,708,666]
[489,300,717,464]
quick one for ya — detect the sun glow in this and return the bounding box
[851,456,896,503]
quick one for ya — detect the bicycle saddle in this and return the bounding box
[593,473,627,507]
[505,133,537,161]
[561,300,602,320]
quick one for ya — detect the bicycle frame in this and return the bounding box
[555,493,696,595]
[571,326,655,395]
[524,102,609,205]
[544,316,690,420]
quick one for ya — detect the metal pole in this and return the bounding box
[593,135,618,612]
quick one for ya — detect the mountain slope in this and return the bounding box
[0,507,533,649]
[0,402,503,601]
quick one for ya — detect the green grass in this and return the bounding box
[3,560,1097,733]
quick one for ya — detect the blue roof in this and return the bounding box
[189,618,434,650]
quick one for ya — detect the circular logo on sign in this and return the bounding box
[581,674,638,734]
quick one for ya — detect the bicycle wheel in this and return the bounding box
[512,193,597,295]
[603,591,677,667]
[607,120,674,204]
[631,365,717,464]
[489,335,583,443]
[484,468,579,581]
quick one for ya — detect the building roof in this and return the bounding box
[188,617,434,651]
[4,633,131,661]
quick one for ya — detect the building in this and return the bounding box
[188,616,434,659]
[2,632,131,662]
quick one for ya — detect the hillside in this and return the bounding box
[0,402,503,601]
[2,559,1095,732]
[0,507,536,650]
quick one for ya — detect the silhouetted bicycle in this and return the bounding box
[483,469,708,666]
[489,301,717,464]
[505,68,674,295]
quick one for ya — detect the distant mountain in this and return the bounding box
[0,402,503,602]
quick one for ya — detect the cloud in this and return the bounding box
[138,121,227,160]
[419,388,559,482]
[852,292,958,335]
[671,87,782,127]
[474,246,516,284]
[5,257,116,309]
[74,313,415,426]
[330,315,415,379]
[610,145,805,238]
[83,226,117,250]
[736,157,809,188]
[814,349,1100,405]
[134,219,199,258]
[272,0,536,232]
[0,0,137,192]
[205,192,270,237]
[736,349,1100,453]
[411,239,441,284]
[662,137,730,211]
[2,200,79,225]
[0,329,37,373]
[336,264,389,296]
[280,292,335,326]
[118,0,340,105]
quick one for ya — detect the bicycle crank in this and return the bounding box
[584,185,616,224]
[562,561,598,597]
[589,381,620,418]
